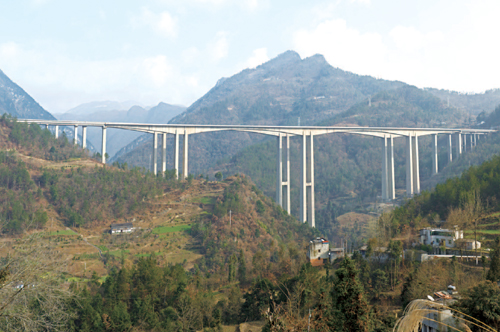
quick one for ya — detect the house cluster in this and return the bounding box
[419,227,480,250]
[307,227,481,266]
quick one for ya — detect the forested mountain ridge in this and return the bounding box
[218,86,468,242]
[113,50,405,170]
[0,69,55,120]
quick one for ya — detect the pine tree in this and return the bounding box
[487,237,500,282]
[330,257,371,332]
[238,249,247,284]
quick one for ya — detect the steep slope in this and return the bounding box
[113,50,404,170]
[0,69,55,120]
[0,115,316,278]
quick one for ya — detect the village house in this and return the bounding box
[306,238,344,266]
[419,228,464,248]
[110,223,134,234]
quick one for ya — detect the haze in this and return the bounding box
[0,0,499,113]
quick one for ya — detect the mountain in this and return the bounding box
[0,69,55,120]
[427,88,500,116]
[113,50,404,170]
[59,100,145,116]
[218,85,468,241]
[57,101,185,158]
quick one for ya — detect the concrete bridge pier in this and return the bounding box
[455,133,462,156]
[276,134,283,207]
[183,131,188,179]
[432,134,438,176]
[45,124,49,130]
[406,134,420,197]
[382,136,388,200]
[174,131,179,179]
[387,136,395,200]
[162,133,167,177]
[381,135,395,200]
[55,125,59,139]
[275,133,291,214]
[82,126,87,149]
[101,126,107,164]
[74,125,78,145]
[447,134,452,164]
[470,134,473,149]
[474,133,477,147]
[153,132,158,175]
[412,135,420,194]
[300,132,315,227]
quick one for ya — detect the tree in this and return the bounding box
[215,172,223,181]
[0,234,76,331]
[455,281,500,331]
[371,269,388,298]
[330,258,371,332]
[487,237,500,282]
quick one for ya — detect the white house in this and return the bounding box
[110,223,133,234]
[307,238,330,266]
[419,228,463,248]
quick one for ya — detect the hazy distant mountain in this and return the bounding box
[426,88,500,115]
[0,69,55,120]
[57,101,185,158]
[113,50,405,170]
[60,100,146,117]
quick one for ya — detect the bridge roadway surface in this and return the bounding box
[23,119,496,228]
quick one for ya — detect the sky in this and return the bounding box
[0,0,499,113]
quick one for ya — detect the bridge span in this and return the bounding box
[22,119,495,228]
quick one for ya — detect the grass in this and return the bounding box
[189,196,216,205]
[152,224,192,234]
[97,245,109,252]
[48,229,78,236]
[478,221,500,228]
[465,229,500,235]
[108,249,130,257]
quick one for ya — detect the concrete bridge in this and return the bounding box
[23,119,495,228]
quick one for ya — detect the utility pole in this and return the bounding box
[308,309,311,332]
[229,210,232,227]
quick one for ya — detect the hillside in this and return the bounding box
[217,86,468,241]
[427,87,500,116]
[385,152,500,248]
[0,115,316,277]
[0,69,55,120]
[113,50,404,171]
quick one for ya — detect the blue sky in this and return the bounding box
[1,0,499,113]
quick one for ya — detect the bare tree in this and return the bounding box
[0,233,76,331]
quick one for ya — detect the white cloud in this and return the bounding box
[389,26,444,53]
[246,48,269,69]
[293,19,387,75]
[349,0,370,4]
[132,7,178,38]
[141,55,172,86]
[0,42,190,112]
[209,31,229,61]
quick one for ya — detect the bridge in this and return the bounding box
[23,119,495,228]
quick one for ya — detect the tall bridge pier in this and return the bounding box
[29,120,493,228]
